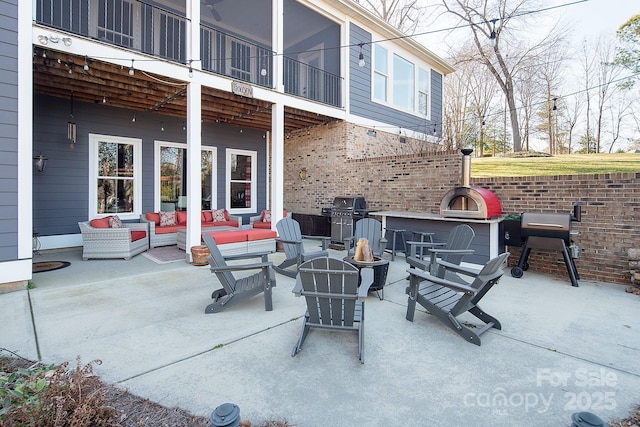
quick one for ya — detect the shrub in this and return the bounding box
[0,356,120,426]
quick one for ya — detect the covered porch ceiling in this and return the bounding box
[32,47,338,134]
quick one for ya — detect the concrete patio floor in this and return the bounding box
[2,244,640,426]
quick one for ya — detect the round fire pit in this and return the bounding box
[343,256,389,296]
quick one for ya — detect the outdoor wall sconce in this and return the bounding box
[367,129,377,137]
[358,43,365,67]
[34,154,47,172]
[68,121,77,148]
[299,168,308,180]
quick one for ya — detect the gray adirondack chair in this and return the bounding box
[345,218,387,258]
[291,257,374,363]
[405,252,510,346]
[406,224,475,282]
[274,217,330,278]
[202,233,276,314]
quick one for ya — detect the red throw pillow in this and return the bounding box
[159,211,176,226]
[90,217,111,228]
[203,211,213,222]
[224,209,230,221]
[176,211,187,225]
[146,212,161,225]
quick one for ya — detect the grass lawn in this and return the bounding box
[470,153,640,177]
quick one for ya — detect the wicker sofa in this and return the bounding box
[250,209,289,229]
[78,220,149,260]
[141,209,241,248]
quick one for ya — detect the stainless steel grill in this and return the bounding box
[329,196,367,244]
[511,204,581,287]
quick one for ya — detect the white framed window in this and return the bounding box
[372,43,431,119]
[373,44,388,102]
[226,149,256,214]
[418,68,430,117]
[154,141,217,212]
[89,133,142,220]
[393,54,414,111]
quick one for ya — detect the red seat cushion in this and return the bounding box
[252,222,272,229]
[204,221,238,228]
[155,225,184,234]
[245,229,277,241]
[130,230,147,242]
[206,231,247,244]
[90,217,111,228]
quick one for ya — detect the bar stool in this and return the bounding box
[384,228,407,261]
[409,231,435,259]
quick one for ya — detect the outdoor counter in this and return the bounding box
[369,211,503,264]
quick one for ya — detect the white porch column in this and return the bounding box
[185,0,202,260]
[271,103,285,229]
[272,0,284,93]
[186,82,202,259]
[270,0,285,228]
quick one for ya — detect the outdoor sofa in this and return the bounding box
[78,218,149,260]
[141,209,240,248]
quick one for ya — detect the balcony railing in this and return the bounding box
[200,23,273,89]
[283,57,342,107]
[36,0,186,63]
[35,0,343,108]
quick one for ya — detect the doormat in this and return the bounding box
[33,261,71,273]
[141,246,186,264]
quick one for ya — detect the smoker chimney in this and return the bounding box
[461,148,473,187]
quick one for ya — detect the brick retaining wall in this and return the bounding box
[284,122,639,285]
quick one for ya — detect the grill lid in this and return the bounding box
[332,196,366,211]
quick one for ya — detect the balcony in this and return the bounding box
[35,0,186,63]
[35,0,343,108]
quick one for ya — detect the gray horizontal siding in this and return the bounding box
[33,94,268,236]
[349,23,441,134]
[0,0,18,261]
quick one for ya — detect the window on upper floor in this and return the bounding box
[89,134,142,220]
[373,44,388,102]
[226,149,256,214]
[372,44,431,119]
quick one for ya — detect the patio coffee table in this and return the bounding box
[343,256,389,300]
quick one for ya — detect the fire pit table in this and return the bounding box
[343,256,389,300]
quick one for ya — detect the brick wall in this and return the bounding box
[283,122,639,285]
[477,173,639,285]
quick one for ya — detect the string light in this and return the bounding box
[358,43,365,67]
[83,56,89,71]
[129,59,135,76]
[488,19,498,46]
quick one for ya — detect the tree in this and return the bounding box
[440,0,567,153]
[614,14,640,86]
[357,0,430,35]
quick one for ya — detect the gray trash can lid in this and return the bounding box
[210,402,240,427]
[571,411,608,427]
